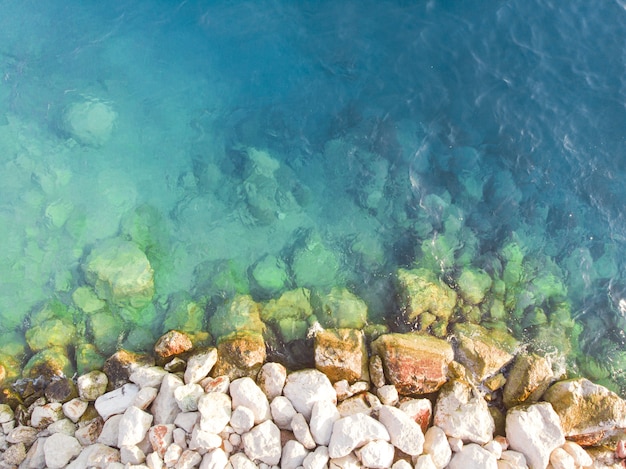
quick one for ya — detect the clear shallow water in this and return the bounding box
[1,1,625,389]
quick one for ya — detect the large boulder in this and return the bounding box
[83,238,154,310]
[261,288,313,343]
[371,333,454,395]
[543,378,626,445]
[314,328,368,384]
[503,353,554,409]
[452,323,518,382]
[211,331,266,380]
[62,97,117,147]
[208,295,264,341]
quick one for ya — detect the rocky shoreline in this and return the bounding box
[1,327,626,469]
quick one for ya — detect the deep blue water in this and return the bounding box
[1,0,625,389]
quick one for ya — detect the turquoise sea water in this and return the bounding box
[1,1,625,389]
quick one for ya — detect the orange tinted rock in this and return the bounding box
[371,333,453,395]
[211,331,266,380]
[154,330,193,361]
[314,328,368,384]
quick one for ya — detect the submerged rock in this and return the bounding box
[314,287,368,330]
[208,295,265,340]
[22,347,74,381]
[262,288,314,343]
[503,353,555,409]
[456,267,492,305]
[371,333,454,395]
[83,238,155,310]
[62,97,117,147]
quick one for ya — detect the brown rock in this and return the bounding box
[45,377,78,403]
[211,331,266,380]
[75,416,104,446]
[452,323,518,382]
[314,328,368,384]
[22,347,74,383]
[543,378,626,445]
[370,333,454,395]
[369,355,386,389]
[503,353,554,409]
[154,330,193,361]
[103,349,154,391]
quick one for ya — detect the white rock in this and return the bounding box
[292,412,317,449]
[177,449,202,469]
[149,424,175,457]
[357,440,395,469]
[133,387,159,410]
[499,449,527,468]
[271,395,298,429]
[550,447,575,469]
[414,454,437,469]
[337,394,374,417]
[77,370,108,401]
[506,402,565,469]
[310,399,341,446]
[283,369,337,420]
[202,375,231,394]
[174,427,188,448]
[433,380,495,444]
[423,426,452,469]
[448,437,463,453]
[231,405,256,434]
[174,383,205,412]
[121,445,146,465]
[43,433,83,469]
[200,448,228,469]
[229,452,258,469]
[229,431,241,449]
[130,366,169,388]
[328,413,390,459]
[21,437,47,468]
[329,452,361,469]
[98,414,123,446]
[164,443,183,467]
[376,385,399,406]
[448,443,498,469]
[0,404,14,423]
[63,398,89,423]
[303,446,330,469]
[47,418,76,436]
[282,440,310,469]
[75,418,103,445]
[562,441,592,467]
[95,383,140,420]
[152,373,184,425]
[257,362,287,400]
[198,392,232,434]
[146,451,164,469]
[189,427,222,452]
[63,97,117,146]
[66,443,121,469]
[242,420,282,465]
[230,377,271,424]
[483,440,503,459]
[7,425,38,445]
[118,406,153,447]
[398,398,432,426]
[392,459,414,469]
[184,348,218,384]
[31,402,63,428]
[175,411,200,433]
[378,405,424,456]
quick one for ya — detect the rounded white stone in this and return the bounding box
[378,405,424,456]
[271,395,297,430]
[283,369,337,420]
[230,377,271,424]
[229,452,258,469]
[185,348,218,385]
[77,370,108,401]
[328,413,390,459]
[174,383,205,412]
[447,443,497,469]
[423,426,452,469]
[231,405,256,434]
[95,383,140,420]
[242,420,282,465]
[303,446,329,469]
[257,362,287,401]
[282,440,310,469]
[291,412,317,449]
[310,399,340,446]
[129,366,169,388]
[376,385,399,406]
[357,440,395,469]
[118,406,153,447]
[198,392,232,434]
[44,433,82,469]
[562,441,592,467]
[200,448,228,469]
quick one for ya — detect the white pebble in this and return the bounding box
[376,385,399,406]
[291,413,317,449]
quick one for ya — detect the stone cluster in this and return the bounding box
[1,327,626,469]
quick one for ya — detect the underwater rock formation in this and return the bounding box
[61,97,117,147]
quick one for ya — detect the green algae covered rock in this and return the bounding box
[457,268,492,305]
[120,204,170,268]
[72,286,106,314]
[22,346,74,381]
[209,294,265,340]
[419,234,460,272]
[26,318,76,352]
[83,237,154,310]
[262,288,314,342]
[89,310,124,355]
[75,343,106,376]
[397,268,457,328]
[291,232,341,289]
[162,291,206,334]
[211,330,266,380]
[252,254,289,293]
[314,287,368,329]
